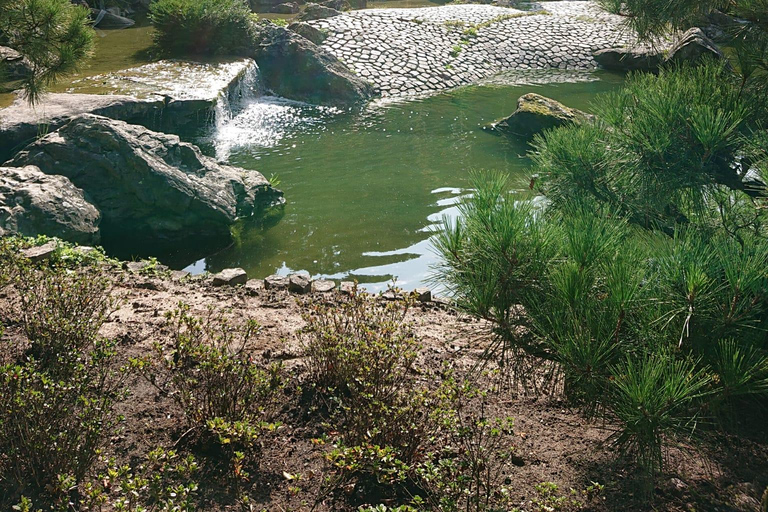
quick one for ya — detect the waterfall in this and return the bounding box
[214,60,263,134]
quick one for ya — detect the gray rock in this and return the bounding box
[667,27,725,65]
[245,278,265,294]
[297,3,342,21]
[593,47,663,71]
[0,59,259,162]
[6,114,283,244]
[289,273,312,293]
[0,165,100,244]
[250,22,373,106]
[492,93,593,138]
[271,1,300,13]
[288,22,329,45]
[320,0,350,11]
[91,8,135,29]
[265,274,290,290]
[20,241,58,262]
[413,287,432,303]
[312,279,336,292]
[0,46,33,81]
[0,93,163,163]
[212,268,248,286]
[171,270,191,281]
[339,281,356,294]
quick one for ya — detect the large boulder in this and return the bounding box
[250,23,373,106]
[320,0,351,11]
[271,2,300,13]
[287,22,329,45]
[594,28,724,71]
[593,47,663,72]
[491,93,593,139]
[0,59,259,162]
[0,93,164,163]
[0,46,33,81]
[6,114,284,244]
[667,27,726,65]
[0,165,100,244]
[296,3,343,21]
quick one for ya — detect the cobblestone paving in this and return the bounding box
[309,1,634,96]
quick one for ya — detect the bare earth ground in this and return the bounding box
[1,266,766,511]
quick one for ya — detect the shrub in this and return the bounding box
[302,287,439,463]
[149,0,255,57]
[132,304,284,481]
[12,261,117,373]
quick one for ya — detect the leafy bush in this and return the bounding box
[149,0,256,56]
[0,261,124,507]
[302,287,438,462]
[12,260,117,373]
[132,304,283,482]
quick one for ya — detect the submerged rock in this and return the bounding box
[492,93,592,138]
[0,165,101,244]
[250,23,373,106]
[6,114,283,244]
[91,8,136,29]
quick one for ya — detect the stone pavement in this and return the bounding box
[308,1,635,97]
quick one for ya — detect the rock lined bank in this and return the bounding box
[305,1,635,97]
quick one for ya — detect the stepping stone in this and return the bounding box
[413,287,432,303]
[171,270,191,281]
[245,279,264,295]
[265,274,289,290]
[339,281,356,295]
[212,268,247,286]
[20,241,57,262]
[312,279,336,293]
[289,273,312,294]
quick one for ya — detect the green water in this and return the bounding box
[177,71,624,291]
[0,21,625,291]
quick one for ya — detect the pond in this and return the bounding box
[176,70,623,291]
[2,20,625,291]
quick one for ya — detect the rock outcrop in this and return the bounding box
[492,93,592,138]
[297,3,343,21]
[250,22,373,106]
[253,23,373,106]
[593,47,663,71]
[288,22,329,45]
[594,28,725,72]
[667,28,726,65]
[0,46,33,81]
[0,165,101,244]
[0,59,259,162]
[6,114,283,244]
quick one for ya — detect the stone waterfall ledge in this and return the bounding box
[307,1,635,97]
[0,59,258,162]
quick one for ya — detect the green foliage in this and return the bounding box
[432,171,768,482]
[302,287,438,463]
[149,0,255,56]
[0,260,124,507]
[132,303,283,484]
[0,0,94,103]
[532,62,762,230]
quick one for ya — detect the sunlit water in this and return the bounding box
[180,70,624,291]
[0,21,625,291]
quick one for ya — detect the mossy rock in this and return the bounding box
[491,93,593,139]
